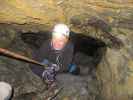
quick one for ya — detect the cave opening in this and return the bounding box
[21,31,107,77]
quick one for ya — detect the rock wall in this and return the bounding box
[0,0,133,100]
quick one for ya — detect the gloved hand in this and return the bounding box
[68,63,80,75]
[68,63,76,73]
[41,59,49,65]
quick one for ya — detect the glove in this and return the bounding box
[41,59,49,65]
[68,64,80,75]
[68,63,76,73]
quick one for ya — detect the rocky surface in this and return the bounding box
[56,74,99,100]
[0,0,133,100]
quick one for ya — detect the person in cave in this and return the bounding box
[30,23,80,88]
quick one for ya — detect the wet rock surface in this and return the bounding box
[56,74,100,100]
[0,0,133,100]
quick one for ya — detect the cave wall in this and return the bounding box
[97,33,133,100]
[0,0,133,100]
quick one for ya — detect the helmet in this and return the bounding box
[52,24,70,38]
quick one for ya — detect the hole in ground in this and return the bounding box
[21,31,107,77]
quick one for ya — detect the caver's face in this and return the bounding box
[52,35,68,50]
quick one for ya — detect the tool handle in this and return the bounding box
[0,48,47,68]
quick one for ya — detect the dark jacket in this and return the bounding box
[30,39,74,78]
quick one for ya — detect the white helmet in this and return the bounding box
[0,82,12,100]
[52,24,70,38]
